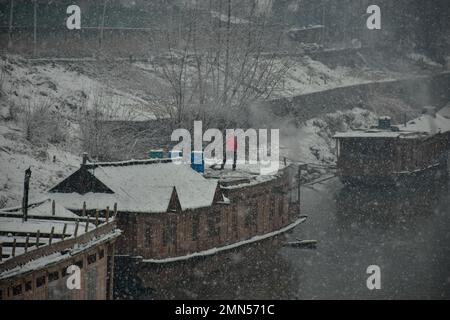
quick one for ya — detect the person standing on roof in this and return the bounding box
[220,132,238,171]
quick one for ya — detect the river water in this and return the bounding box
[288,178,450,299]
[135,177,450,300]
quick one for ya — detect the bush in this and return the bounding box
[21,99,67,144]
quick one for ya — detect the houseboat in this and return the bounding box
[0,199,121,300]
[334,107,450,186]
[46,157,305,265]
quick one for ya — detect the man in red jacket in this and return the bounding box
[220,133,238,170]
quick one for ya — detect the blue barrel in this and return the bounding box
[191,151,204,173]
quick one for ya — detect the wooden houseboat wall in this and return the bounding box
[336,133,449,181]
[0,200,121,300]
[114,165,301,261]
[46,158,303,263]
[334,110,450,185]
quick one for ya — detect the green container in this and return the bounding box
[149,149,164,159]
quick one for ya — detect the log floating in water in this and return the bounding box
[283,239,317,249]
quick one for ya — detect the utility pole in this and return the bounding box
[8,0,14,49]
[99,0,108,50]
[22,167,32,222]
[321,0,326,44]
[33,0,37,56]
[223,0,231,102]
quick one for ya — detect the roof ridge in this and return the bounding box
[86,157,181,168]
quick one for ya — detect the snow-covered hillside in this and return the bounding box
[0,55,156,122]
[0,123,80,208]
[0,51,444,203]
[280,108,378,181]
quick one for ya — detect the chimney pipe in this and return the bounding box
[80,153,88,195]
[22,167,32,222]
[82,152,88,166]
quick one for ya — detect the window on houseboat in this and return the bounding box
[192,215,199,241]
[75,260,84,269]
[12,284,22,296]
[25,281,32,292]
[163,219,176,246]
[245,205,257,227]
[208,211,220,237]
[99,249,105,260]
[48,271,59,282]
[36,276,46,288]
[88,253,97,265]
[144,222,153,247]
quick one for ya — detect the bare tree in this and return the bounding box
[21,98,66,144]
[78,93,136,161]
[152,0,290,130]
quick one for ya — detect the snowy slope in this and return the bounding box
[0,123,80,208]
[281,107,378,165]
[0,55,156,121]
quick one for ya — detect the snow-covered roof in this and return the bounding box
[0,216,93,239]
[333,130,405,139]
[48,161,218,213]
[334,111,450,139]
[0,198,122,279]
[438,105,450,119]
[1,199,79,219]
[0,201,98,264]
[400,113,450,134]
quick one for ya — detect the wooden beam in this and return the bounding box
[95,210,99,227]
[62,224,67,240]
[49,226,54,245]
[12,238,16,257]
[82,201,86,217]
[74,220,79,238]
[105,206,110,223]
[52,200,55,216]
[25,234,29,253]
[36,230,40,248]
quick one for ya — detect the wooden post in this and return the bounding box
[82,201,86,217]
[36,230,40,248]
[74,220,79,238]
[25,234,29,253]
[12,238,16,257]
[107,244,115,300]
[105,206,110,223]
[298,165,303,215]
[52,200,56,216]
[62,224,67,240]
[49,226,54,245]
[85,214,89,233]
[22,167,32,222]
[95,209,99,227]
[113,203,117,219]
